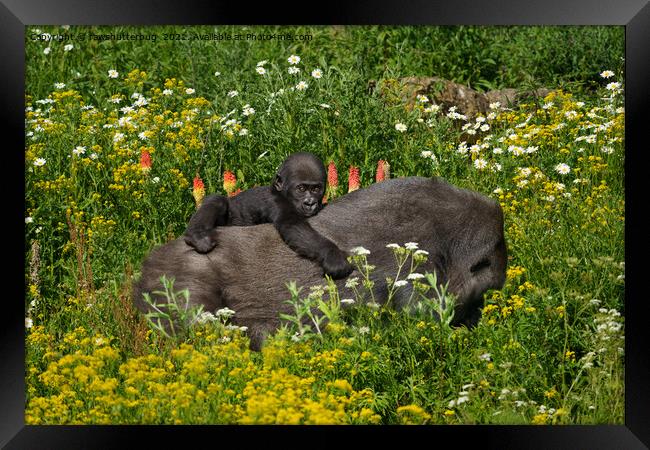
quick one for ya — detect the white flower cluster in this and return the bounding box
[447,383,476,408]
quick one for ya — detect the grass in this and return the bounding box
[24,25,624,424]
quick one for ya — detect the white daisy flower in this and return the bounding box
[287,54,301,64]
[64,44,73,52]
[25,317,33,329]
[473,158,488,170]
[134,96,148,107]
[43,47,51,55]
[311,68,323,79]
[606,82,621,91]
[214,71,221,77]
[25,217,34,224]
[395,122,407,132]
[108,69,119,78]
[424,104,440,114]
[256,66,266,75]
[54,82,66,89]
[72,146,86,156]
[288,66,300,74]
[33,158,46,167]
[185,88,195,95]
[227,90,238,98]
[555,163,571,175]
[256,60,268,66]
[162,89,173,96]
[295,81,308,91]
[600,70,615,78]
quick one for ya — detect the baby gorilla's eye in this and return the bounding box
[310,185,321,194]
[296,185,306,192]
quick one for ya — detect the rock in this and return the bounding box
[373,76,553,118]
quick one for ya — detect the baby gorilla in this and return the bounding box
[184,152,354,279]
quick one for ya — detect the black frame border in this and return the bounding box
[3,1,649,448]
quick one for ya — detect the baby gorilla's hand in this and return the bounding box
[184,228,218,254]
[322,248,354,279]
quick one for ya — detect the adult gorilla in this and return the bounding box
[134,177,508,350]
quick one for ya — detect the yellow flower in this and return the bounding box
[544,387,557,399]
[397,404,431,424]
[532,413,548,425]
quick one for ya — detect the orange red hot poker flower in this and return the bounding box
[140,149,152,173]
[327,161,339,188]
[348,166,360,193]
[223,170,237,196]
[376,160,390,182]
[192,175,205,208]
[324,161,339,204]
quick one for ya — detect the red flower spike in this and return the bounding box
[348,166,360,193]
[140,149,152,173]
[327,161,339,188]
[223,170,237,195]
[193,175,205,208]
[376,160,388,182]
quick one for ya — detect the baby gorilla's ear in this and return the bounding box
[273,174,283,192]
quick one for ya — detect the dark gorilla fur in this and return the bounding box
[135,177,508,351]
[184,152,352,279]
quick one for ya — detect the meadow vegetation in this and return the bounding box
[25,25,624,424]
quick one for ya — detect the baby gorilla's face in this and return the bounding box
[287,182,324,217]
[273,152,328,218]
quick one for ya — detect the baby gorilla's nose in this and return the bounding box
[303,199,318,214]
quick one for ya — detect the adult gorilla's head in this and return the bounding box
[272,152,327,217]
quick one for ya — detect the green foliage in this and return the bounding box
[140,276,204,341]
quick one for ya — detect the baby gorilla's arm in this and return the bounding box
[272,205,353,279]
[184,194,231,253]
[184,187,274,253]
